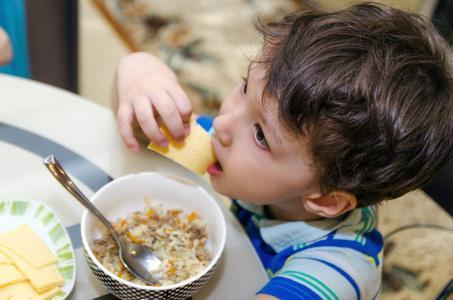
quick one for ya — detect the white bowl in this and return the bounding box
[81,172,226,300]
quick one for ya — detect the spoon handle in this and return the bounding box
[43,155,122,243]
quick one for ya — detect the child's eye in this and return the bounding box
[241,76,248,94]
[254,124,269,150]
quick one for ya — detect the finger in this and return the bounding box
[167,85,192,124]
[150,91,185,139]
[132,97,168,146]
[117,103,140,152]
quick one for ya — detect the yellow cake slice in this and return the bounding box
[148,118,216,174]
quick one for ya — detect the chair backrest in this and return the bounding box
[423,159,453,216]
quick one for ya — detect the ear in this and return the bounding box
[303,191,357,218]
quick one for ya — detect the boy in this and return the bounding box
[112,3,453,299]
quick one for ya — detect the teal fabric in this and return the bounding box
[0,0,30,77]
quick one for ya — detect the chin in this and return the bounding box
[209,178,236,199]
[209,176,226,194]
[209,171,260,201]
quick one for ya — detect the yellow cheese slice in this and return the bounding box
[148,119,216,174]
[0,282,36,300]
[32,286,61,300]
[0,246,64,294]
[0,224,57,269]
[0,264,26,288]
[0,282,60,300]
[0,251,11,264]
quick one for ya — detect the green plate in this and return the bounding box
[0,200,76,299]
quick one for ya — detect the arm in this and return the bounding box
[253,248,381,300]
[111,52,192,151]
[0,27,12,65]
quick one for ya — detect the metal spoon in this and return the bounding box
[43,154,161,284]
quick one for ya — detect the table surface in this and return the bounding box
[0,74,268,299]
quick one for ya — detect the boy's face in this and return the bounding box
[209,63,321,205]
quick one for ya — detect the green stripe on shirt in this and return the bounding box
[355,208,371,244]
[282,270,339,300]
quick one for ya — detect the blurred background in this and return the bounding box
[0,0,451,109]
[0,1,452,299]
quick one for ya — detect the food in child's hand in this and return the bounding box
[148,118,216,174]
[0,224,64,299]
[92,202,212,286]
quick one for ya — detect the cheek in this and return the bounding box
[227,155,314,202]
[225,152,275,198]
[228,173,282,203]
[224,150,251,176]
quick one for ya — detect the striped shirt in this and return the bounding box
[232,200,383,300]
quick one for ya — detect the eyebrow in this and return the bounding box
[247,63,252,79]
[262,112,282,146]
[246,62,283,147]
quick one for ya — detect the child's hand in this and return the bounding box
[113,52,192,152]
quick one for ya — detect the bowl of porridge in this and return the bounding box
[81,172,226,300]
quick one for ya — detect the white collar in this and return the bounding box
[236,200,364,252]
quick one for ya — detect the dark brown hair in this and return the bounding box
[256,3,453,207]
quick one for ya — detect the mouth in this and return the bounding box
[207,161,223,176]
[208,136,223,176]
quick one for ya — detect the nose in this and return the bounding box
[213,83,243,147]
[213,113,233,147]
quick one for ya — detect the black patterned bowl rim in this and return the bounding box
[80,172,227,291]
[84,249,221,300]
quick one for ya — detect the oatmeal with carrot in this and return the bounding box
[92,202,212,286]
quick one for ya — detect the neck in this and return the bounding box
[267,198,322,222]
